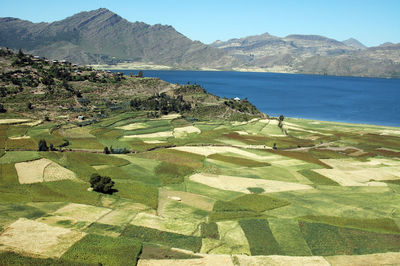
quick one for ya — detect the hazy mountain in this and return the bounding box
[0,8,238,68]
[211,33,400,78]
[342,38,367,50]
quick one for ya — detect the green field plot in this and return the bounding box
[155,161,194,185]
[114,181,158,209]
[0,252,81,266]
[230,194,290,212]
[84,222,124,237]
[268,218,312,256]
[138,148,204,169]
[185,180,243,201]
[209,200,262,222]
[298,169,340,186]
[239,219,283,255]
[299,221,400,255]
[67,138,104,150]
[0,151,41,164]
[208,153,267,167]
[200,222,220,239]
[61,234,142,266]
[299,215,400,234]
[0,203,45,227]
[122,224,202,252]
[5,138,37,150]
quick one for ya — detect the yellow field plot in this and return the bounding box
[189,173,313,194]
[259,119,278,125]
[325,252,400,266]
[0,218,85,258]
[234,131,249,135]
[131,201,206,236]
[283,122,331,135]
[158,189,215,212]
[138,255,234,266]
[15,158,76,184]
[155,113,181,120]
[116,122,147,130]
[43,162,76,182]
[272,159,309,167]
[36,215,91,230]
[235,255,330,266]
[173,126,201,138]
[202,221,250,255]
[97,209,138,226]
[0,119,30,124]
[21,120,42,126]
[143,140,167,144]
[53,203,111,222]
[58,126,95,138]
[379,129,400,136]
[123,131,173,139]
[15,158,52,184]
[314,158,400,186]
[8,135,31,140]
[172,146,271,161]
[92,164,111,170]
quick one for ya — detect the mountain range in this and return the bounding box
[0,8,399,78]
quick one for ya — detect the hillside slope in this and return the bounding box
[0,8,237,69]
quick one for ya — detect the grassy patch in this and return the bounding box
[0,252,83,266]
[122,224,202,252]
[298,169,339,186]
[209,200,262,222]
[268,150,331,168]
[208,153,268,167]
[200,222,220,239]
[61,234,142,266]
[239,219,283,255]
[138,149,204,169]
[231,194,290,212]
[155,162,194,185]
[114,181,158,209]
[84,222,124,236]
[0,151,41,164]
[299,215,400,234]
[186,180,243,201]
[299,220,400,255]
[5,138,37,150]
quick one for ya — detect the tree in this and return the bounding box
[0,104,6,113]
[38,139,49,151]
[137,71,143,78]
[278,114,284,128]
[89,174,115,194]
[27,102,33,110]
[104,146,110,154]
[17,48,24,59]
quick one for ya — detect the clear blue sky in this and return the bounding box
[1,0,399,47]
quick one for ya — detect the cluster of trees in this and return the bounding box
[130,93,191,115]
[223,98,259,114]
[38,139,69,151]
[103,146,130,154]
[89,174,115,194]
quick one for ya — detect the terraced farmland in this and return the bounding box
[1,112,400,265]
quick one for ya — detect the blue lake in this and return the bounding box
[116,70,400,127]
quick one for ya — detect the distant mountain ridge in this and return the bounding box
[0,8,399,78]
[0,8,237,68]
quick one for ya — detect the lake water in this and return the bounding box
[116,70,400,127]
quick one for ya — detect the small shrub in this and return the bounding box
[38,139,49,151]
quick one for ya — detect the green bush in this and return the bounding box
[122,225,202,252]
[89,174,115,194]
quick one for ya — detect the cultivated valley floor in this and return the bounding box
[1,113,400,265]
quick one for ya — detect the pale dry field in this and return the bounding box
[325,252,400,266]
[15,158,76,184]
[314,158,400,186]
[143,140,167,144]
[8,135,31,140]
[138,255,234,266]
[116,122,147,130]
[189,173,313,194]
[172,146,271,161]
[202,221,250,255]
[173,126,201,138]
[0,119,30,124]
[15,158,52,184]
[97,209,138,226]
[158,189,215,213]
[43,162,76,182]
[53,203,111,222]
[0,218,85,258]
[123,131,173,139]
[235,255,330,266]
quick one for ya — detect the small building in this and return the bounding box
[234,97,240,101]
